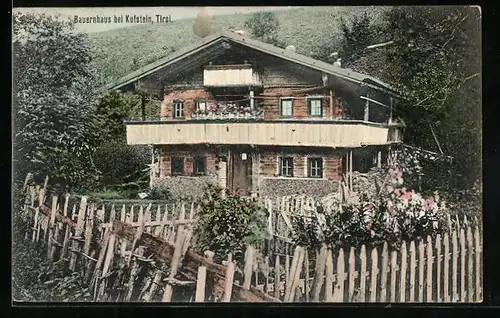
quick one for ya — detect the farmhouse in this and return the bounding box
[107,30,403,197]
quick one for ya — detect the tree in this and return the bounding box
[244,12,283,47]
[93,90,142,143]
[339,12,380,67]
[380,6,481,189]
[92,90,150,187]
[13,13,101,188]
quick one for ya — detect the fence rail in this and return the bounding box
[18,177,482,303]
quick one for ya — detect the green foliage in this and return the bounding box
[94,91,142,142]
[89,7,389,83]
[13,13,101,187]
[148,182,173,200]
[194,186,269,264]
[292,166,447,250]
[93,139,150,186]
[339,12,379,66]
[381,6,481,189]
[244,12,283,47]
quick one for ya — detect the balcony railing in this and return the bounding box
[191,108,264,120]
[125,120,402,147]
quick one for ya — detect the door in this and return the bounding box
[229,149,253,196]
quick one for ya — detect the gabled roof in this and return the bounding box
[105,30,399,96]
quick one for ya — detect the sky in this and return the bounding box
[13,6,297,33]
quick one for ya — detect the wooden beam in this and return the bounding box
[364,93,370,122]
[329,90,334,119]
[389,97,394,124]
[360,95,390,108]
[110,220,280,302]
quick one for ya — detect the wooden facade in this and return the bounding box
[115,32,403,196]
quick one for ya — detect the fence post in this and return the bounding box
[324,249,334,302]
[452,230,458,302]
[370,247,378,302]
[380,242,389,302]
[311,244,327,302]
[196,266,207,302]
[348,247,356,302]
[284,246,304,302]
[409,241,416,302]
[474,225,482,302]
[426,236,433,302]
[222,261,235,302]
[443,233,450,302]
[162,229,187,302]
[332,248,345,302]
[47,195,58,261]
[69,196,88,271]
[467,226,474,303]
[390,249,398,302]
[243,245,254,290]
[435,234,442,302]
[359,245,367,302]
[460,228,466,302]
[399,241,407,303]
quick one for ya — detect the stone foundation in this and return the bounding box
[258,177,340,198]
[151,176,217,200]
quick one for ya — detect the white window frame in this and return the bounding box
[280,97,294,117]
[279,156,294,177]
[196,100,207,112]
[173,101,185,118]
[307,97,323,117]
[307,157,324,178]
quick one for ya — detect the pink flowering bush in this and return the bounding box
[292,166,447,249]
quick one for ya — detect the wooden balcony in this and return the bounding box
[203,64,261,87]
[125,120,402,148]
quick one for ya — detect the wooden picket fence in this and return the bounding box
[19,180,280,302]
[245,218,482,303]
[17,176,482,303]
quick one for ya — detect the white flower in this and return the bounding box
[432,221,439,229]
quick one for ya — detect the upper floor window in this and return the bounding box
[307,157,323,178]
[196,100,207,112]
[308,98,323,117]
[280,98,293,117]
[173,101,184,118]
[194,156,206,175]
[279,157,294,177]
[171,157,184,175]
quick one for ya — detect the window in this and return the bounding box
[194,156,206,175]
[171,157,184,175]
[279,157,294,177]
[196,100,207,112]
[307,157,323,178]
[173,101,184,118]
[280,98,293,117]
[308,98,323,117]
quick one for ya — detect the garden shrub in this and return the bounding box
[292,166,447,250]
[193,185,270,265]
[148,181,173,200]
[93,139,150,186]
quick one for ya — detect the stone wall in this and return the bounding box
[259,177,340,198]
[151,175,217,200]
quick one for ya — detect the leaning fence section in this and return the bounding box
[18,178,482,303]
[20,182,280,302]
